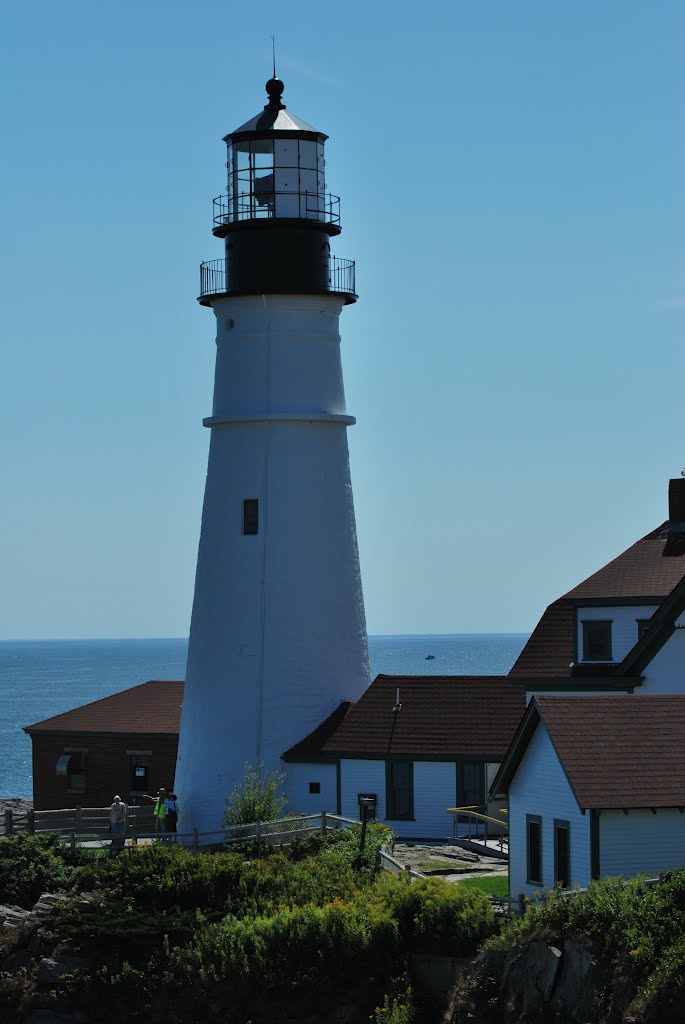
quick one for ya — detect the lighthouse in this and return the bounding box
[174,77,371,834]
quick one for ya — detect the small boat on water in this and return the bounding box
[425,654,435,660]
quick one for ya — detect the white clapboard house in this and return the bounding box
[283,674,525,841]
[492,477,685,893]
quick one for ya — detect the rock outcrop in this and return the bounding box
[459,935,605,1023]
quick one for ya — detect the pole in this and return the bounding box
[359,803,368,854]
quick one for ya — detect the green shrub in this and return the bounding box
[170,895,399,996]
[316,822,393,875]
[0,834,80,907]
[372,985,415,1024]
[224,763,286,825]
[374,874,496,956]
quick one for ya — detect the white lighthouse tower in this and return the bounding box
[174,77,371,834]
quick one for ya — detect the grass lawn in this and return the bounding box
[456,875,508,897]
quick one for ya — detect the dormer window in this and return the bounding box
[636,619,652,641]
[582,620,613,661]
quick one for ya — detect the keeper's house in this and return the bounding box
[24,680,183,810]
[492,477,685,894]
[493,695,685,896]
[283,674,525,840]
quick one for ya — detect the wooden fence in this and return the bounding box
[1,806,358,852]
[377,844,427,881]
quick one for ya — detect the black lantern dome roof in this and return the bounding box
[225,78,326,140]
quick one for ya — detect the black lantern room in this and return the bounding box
[200,79,356,304]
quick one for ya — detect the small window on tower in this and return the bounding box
[309,782,320,794]
[243,499,259,535]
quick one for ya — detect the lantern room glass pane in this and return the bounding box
[274,167,297,193]
[251,138,273,168]
[298,140,317,169]
[274,138,297,167]
[299,168,317,193]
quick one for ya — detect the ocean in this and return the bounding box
[0,634,528,798]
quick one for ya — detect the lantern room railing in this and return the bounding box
[199,256,356,300]
[213,192,341,228]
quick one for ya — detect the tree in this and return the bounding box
[224,763,287,825]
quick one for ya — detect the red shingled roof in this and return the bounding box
[508,601,576,679]
[509,521,685,681]
[563,524,685,601]
[315,675,526,758]
[537,695,685,809]
[24,680,184,736]
[283,702,352,759]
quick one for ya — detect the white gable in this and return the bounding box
[508,720,591,896]
[576,605,659,663]
[639,628,685,694]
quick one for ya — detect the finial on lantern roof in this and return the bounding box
[265,76,285,111]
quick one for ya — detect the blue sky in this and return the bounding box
[1,1,683,639]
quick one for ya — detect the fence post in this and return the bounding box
[70,830,76,854]
[518,893,527,917]
[321,810,327,835]
[4,809,12,837]
[76,804,82,830]
[255,820,262,853]
[192,829,199,853]
[27,808,35,836]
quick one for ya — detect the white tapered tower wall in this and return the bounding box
[175,293,371,834]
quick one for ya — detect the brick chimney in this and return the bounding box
[668,478,685,525]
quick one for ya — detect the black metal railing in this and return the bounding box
[213,192,341,228]
[199,256,356,299]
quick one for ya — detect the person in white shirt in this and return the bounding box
[110,795,127,849]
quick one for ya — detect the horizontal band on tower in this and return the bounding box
[203,412,356,428]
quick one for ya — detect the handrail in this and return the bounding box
[199,255,356,300]
[213,191,341,228]
[447,807,508,828]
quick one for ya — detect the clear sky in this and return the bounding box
[0,1,683,639]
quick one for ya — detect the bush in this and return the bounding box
[374,874,496,956]
[372,985,415,1024]
[224,763,286,826]
[316,822,393,875]
[169,895,399,996]
[0,834,81,908]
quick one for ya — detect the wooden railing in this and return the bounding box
[377,844,426,881]
[447,805,508,854]
[1,806,358,852]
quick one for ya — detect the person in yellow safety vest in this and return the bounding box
[143,788,168,834]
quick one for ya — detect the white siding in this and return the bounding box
[600,809,685,877]
[339,759,457,840]
[640,629,685,694]
[399,762,456,841]
[577,605,658,663]
[284,762,337,816]
[509,723,591,896]
[340,759,385,822]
